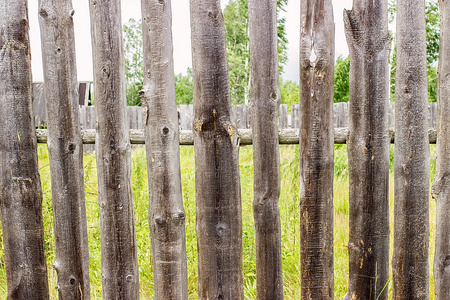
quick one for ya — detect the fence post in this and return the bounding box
[0,1,49,298]
[140,0,188,298]
[89,0,139,298]
[299,1,335,298]
[393,0,430,298]
[432,1,450,298]
[248,0,284,298]
[190,0,243,298]
[344,1,391,299]
[38,0,91,298]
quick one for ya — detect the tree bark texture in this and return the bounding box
[432,1,450,298]
[393,0,430,298]
[140,0,188,299]
[190,0,244,299]
[0,1,49,299]
[89,1,139,299]
[343,1,391,299]
[299,1,335,299]
[38,1,90,298]
[248,0,283,299]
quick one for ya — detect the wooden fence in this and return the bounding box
[32,83,438,131]
[0,0,446,300]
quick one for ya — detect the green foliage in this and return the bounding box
[276,0,289,69]
[224,0,249,105]
[123,18,143,106]
[388,0,440,102]
[334,56,350,103]
[425,0,440,66]
[0,144,439,299]
[280,79,299,110]
[428,66,438,102]
[175,68,194,105]
[224,0,288,104]
[123,19,193,106]
[390,44,397,102]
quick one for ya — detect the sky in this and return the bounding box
[28,0,353,83]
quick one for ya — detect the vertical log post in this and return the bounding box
[0,1,49,298]
[190,0,244,298]
[140,0,188,298]
[343,1,391,299]
[38,1,91,298]
[89,1,139,298]
[433,1,450,298]
[248,0,284,299]
[299,1,335,299]
[393,0,430,298]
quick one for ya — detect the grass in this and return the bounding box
[0,143,438,299]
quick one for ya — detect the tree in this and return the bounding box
[140,0,188,298]
[344,1,391,299]
[333,56,350,103]
[123,18,143,106]
[123,19,194,106]
[392,0,430,298]
[39,0,91,298]
[389,0,440,102]
[0,1,49,298]
[223,0,288,104]
[175,68,194,105]
[248,0,284,298]
[224,0,249,105]
[299,0,335,298]
[280,79,299,108]
[89,1,139,298]
[190,0,243,298]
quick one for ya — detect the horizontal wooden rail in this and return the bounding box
[35,128,438,145]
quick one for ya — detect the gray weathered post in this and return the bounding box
[38,1,91,298]
[299,0,335,298]
[393,0,430,298]
[0,1,49,299]
[140,0,188,298]
[190,0,244,298]
[89,0,139,298]
[432,1,450,298]
[248,0,284,299]
[343,1,391,299]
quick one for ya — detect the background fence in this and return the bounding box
[32,83,438,131]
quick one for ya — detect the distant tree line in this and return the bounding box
[123,0,440,106]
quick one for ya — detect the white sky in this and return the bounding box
[28,0,353,83]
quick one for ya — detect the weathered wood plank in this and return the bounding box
[279,104,288,129]
[190,0,244,298]
[299,0,335,298]
[38,0,91,298]
[89,0,139,298]
[344,1,391,299]
[248,0,284,298]
[291,104,299,128]
[393,0,430,298]
[0,1,49,298]
[140,0,189,298]
[35,128,437,145]
[432,1,450,298]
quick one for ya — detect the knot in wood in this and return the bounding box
[161,126,170,136]
[39,8,48,18]
[69,276,77,286]
[270,91,277,101]
[216,223,226,237]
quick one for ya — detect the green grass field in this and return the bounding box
[0,144,438,299]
